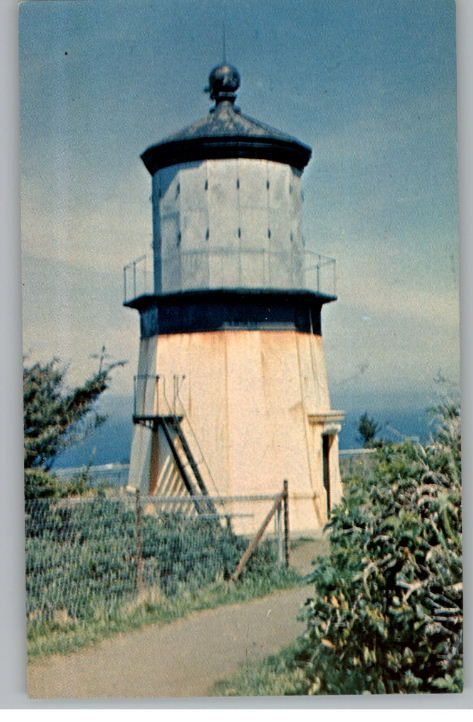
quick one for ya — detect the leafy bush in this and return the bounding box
[300,402,462,694]
[25,467,96,501]
[25,469,64,500]
[23,353,124,495]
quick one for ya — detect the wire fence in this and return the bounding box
[339,448,378,479]
[25,489,289,627]
[54,463,130,489]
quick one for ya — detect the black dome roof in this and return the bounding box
[141,65,312,174]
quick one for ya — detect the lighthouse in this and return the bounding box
[124,63,344,532]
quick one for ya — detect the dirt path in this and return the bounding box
[28,539,325,699]
[290,535,329,574]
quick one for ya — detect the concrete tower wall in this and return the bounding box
[152,159,304,293]
[129,328,343,533]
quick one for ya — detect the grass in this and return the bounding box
[27,567,301,661]
[212,640,308,697]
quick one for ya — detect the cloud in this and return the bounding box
[324,276,460,402]
[22,254,138,394]
[21,170,151,273]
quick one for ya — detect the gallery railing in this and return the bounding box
[123,248,336,304]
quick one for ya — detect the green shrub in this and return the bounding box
[25,498,277,624]
[300,402,462,694]
[25,466,97,502]
[24,469,64,500]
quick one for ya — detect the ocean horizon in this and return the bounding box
[52,392,437,469]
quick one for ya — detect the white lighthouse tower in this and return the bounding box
[124,64,344,532]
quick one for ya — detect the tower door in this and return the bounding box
[322,434,332,517]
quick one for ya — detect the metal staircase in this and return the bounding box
[132,375,217,515]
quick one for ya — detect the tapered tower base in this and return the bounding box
[128,328,343,534]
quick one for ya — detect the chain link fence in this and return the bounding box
[25,489,289,628]
[339,448,378,479]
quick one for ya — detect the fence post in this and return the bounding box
[276,501,284,567]
[283,480,289,568]
[231,490,285,582]
[135,489,144,593]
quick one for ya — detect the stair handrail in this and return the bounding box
[160,375,220,499]
[173,377,221,497]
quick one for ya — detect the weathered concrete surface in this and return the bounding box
[153,158,303,293]
[28,586,312,699]
[128,329,343,533]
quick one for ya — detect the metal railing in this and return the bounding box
[131,373,221,498]
[132,373,160,418]
[123,248,336,304]
[123,254,151,302]
[132,373,189,419]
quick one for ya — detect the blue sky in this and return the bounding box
[20,0,460,425]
